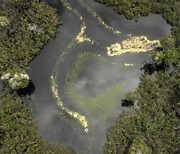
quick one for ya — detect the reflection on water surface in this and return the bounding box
[29,0,171,153]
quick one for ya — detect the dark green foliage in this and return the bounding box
[0,0,75,153]
[0,0,179,153]
[0,89,75,154]
[0,0,60,72]
[94,0,180,48]
[152,35,180,66]
[104,70,180,154]
[94,0,180,154]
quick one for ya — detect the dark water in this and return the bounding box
[29,0,171,153]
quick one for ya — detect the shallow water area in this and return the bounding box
[29,0,171,153]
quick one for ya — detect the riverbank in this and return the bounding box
[1,0,179,153]
[28,0,175,153]
[0,0,74,153]
[94,0,180,153]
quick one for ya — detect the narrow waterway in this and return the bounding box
[29,0,171,153]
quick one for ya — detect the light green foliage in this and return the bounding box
[153,48,179,65]
[66,52,124,124]
[1,68,30,90]
[0,16,10,28]
[128,137,151,154]
[152,35,180,66]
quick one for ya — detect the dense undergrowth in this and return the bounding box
[0,87,75,153]
[0,0,60,72]
[94,0,180,153]
[0,0,74,153]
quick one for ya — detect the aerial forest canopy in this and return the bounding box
[0,0,179,153]
[94,0,180,153]
[0,0,74,153]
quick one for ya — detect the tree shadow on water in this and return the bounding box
[42,0,65,15]
[17,80,35,96]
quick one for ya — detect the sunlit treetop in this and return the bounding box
[0,16,10,28]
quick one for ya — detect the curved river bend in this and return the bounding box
[29,0,171,153]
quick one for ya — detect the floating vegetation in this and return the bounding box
[107,36,161,56]
[51,75,89,132]
[49,0,104,133]
[77,0,121,36]
[50,39,89,132]
[49,0,95,133]
[76,22,95,44]
[124,63,134,67]
[61,0,95,44]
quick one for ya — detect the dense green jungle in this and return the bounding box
[0,0,179,153]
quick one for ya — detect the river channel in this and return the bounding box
[29,0,171,153]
